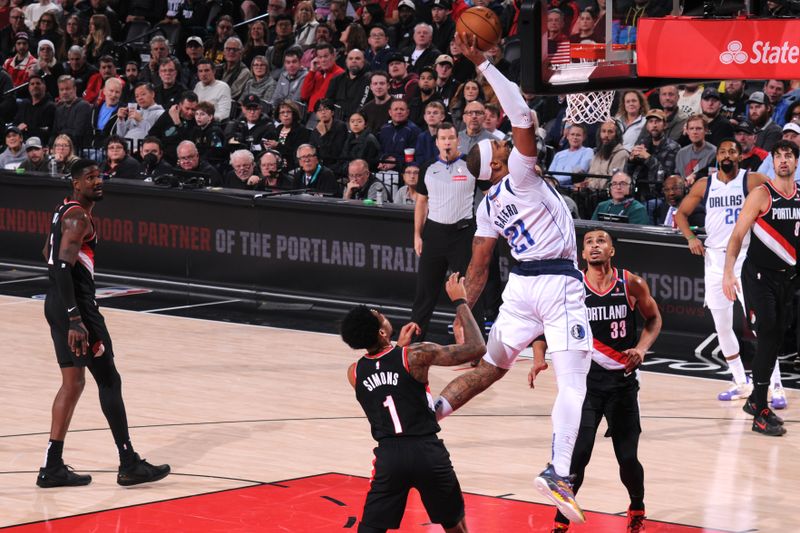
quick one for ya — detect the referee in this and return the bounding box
[412,122,484,340]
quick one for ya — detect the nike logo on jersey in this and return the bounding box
[67,307,76,313]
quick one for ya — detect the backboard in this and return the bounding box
[516,0,741,95]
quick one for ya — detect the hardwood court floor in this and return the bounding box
[1,294,798,532]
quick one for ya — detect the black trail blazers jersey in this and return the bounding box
[354,345,440,441]
[584,268,637,371]
[749,181,800,270]
[47,199,98,304]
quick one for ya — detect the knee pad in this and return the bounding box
[710,307,739,357]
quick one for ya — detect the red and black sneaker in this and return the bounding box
[752,408,787,436]
[627,507,646,532]
[743,400,784,425]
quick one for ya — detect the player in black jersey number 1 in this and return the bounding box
[723,139,800,436]
[530,229,662,533]
[341,273,486,533]
[38,160,170,488]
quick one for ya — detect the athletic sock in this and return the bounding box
[44,439,64,468]
[434,396,453,421]
[117,440,136,467]
[727,356,747,385]
[629,498,645,511]
[769,362,783,389]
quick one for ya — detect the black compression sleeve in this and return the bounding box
[53,260,80,318]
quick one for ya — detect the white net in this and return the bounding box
[565,90,616,125]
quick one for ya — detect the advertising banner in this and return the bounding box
[637,17,800,79]
[0,174,737,362]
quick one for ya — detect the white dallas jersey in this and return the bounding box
[703,168,750,251]
[475,149,578,263]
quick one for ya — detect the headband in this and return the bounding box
[477,139,492,182]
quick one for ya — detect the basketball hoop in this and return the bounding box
[564,90,615,125]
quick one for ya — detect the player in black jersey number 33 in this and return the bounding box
[341,273,486,533]
[39,159,170,488]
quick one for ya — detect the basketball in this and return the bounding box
[455,7,503,51]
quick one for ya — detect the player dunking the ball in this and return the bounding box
[38,159,170,487]
[341,273,486,533]
[432,34,593,524]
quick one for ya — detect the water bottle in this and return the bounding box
[48,158,58,177]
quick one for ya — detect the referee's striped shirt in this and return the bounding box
[417,155,476,224]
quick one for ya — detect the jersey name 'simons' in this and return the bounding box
[493,203,519,230]
[707,195,743,209]
[362,371,399,391]
[772,207,800,220]
[586,304,628,322]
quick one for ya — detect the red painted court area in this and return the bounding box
[7,473,728,532]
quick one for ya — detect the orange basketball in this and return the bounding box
[455,7,503,51]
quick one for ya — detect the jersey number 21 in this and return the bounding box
[503,220,535,253]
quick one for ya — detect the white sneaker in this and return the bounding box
[718,379,753,401]
[770,385,788,410]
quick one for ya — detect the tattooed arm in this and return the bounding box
[407,273,486,383]
[464,236,497,307]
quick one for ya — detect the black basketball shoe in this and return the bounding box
[743,399,784,425]
[117,454,170,486]
[752,408,787,436]
[36,463,92,488]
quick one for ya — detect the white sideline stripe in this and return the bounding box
[695,333,717,356]
[0,276,47,285]
[143,299,242,314]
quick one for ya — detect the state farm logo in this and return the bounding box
[720,41,747,64]
[720,40,800,65]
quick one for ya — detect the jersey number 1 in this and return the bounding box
[383,395,403,434]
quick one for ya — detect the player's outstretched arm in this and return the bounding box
[722,185,769,301]
[464,236,496,308]
[455,33,537,158]
[452,236,496,340]
[409,273,486,372]
[623,272,662,372]
[674,178,707,256]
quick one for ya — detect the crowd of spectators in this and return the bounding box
[0,0,798,226]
